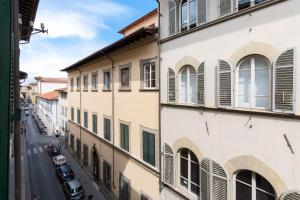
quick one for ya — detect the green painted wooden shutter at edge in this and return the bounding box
[121,124,129,151]
[104,118,110,140]
[93,115,97,133]
[143,131,155,166]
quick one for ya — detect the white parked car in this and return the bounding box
[25,110,30,116]
[53,155,67,166]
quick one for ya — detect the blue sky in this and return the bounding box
[20,0,157,83]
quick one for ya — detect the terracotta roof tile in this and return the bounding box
[37,91,59,100]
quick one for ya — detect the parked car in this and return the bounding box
[47,145,61,158]
[63,179,85,200]
[53,155,67,166]
[25,110,30,116]
[56,164,75,184]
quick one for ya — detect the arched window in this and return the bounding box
[181,0,197,31]
[179,148,200,195]
[179,65,196,104]
[169,0,176,35]
[235,170,276,200]
[237,55,270,109]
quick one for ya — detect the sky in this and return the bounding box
[20,0,157,84]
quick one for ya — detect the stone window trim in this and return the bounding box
[140,57,159,90]
[103,115,112,142]
[139,126,159,169]
[91,71,99,92]
[83,74,89,92]
[119,63,132,91]
[103,68,112,91]
[70,78,74,91]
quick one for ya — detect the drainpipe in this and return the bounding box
[155,0,163,192]
[99,51,115,188]
[75,69,82,161]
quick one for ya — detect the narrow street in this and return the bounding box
[23,108,107,200]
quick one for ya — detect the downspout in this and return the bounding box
[99,51,115,188]
[155,0,163,193]
[75,69,82,161]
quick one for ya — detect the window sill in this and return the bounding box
[83,90,88,92]
[139,88,159,92]
[119,89,131,92]
[102,89,111,92]
[91,90,98,92]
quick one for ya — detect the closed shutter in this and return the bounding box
[198,0,207,24]
[143,132,149,163]
[273,49,294,112]
[212,161,227,200]
[148,133,155,166]
[218,60,232,107]
[163,144,174,185]
[169,1,176,35]
[197,62,205,105]
[281,191,300,200]
[201,159,210,200]
[168,68,176,103]
[219,0,232,16]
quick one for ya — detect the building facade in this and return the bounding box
[62,10,160,200]
[158,0,300,200]
[56,88,68,139]
[36,91,59,135]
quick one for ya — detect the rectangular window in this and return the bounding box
[142,131,155,166]
[83,75,88,91]
[238,0,251,10]
[92,114,98,134]
[77,109,80,124]
[143,62,156,89]
[104,70,111,90]
[120,123,129,151]
[119,175,131,200]
[103,161,111,190]
[71,107,74,121]
[120,66,130,89]
[84,111,88,128]
[70,78,74,91]
[92,72,98,91]
[104,118,111,141]
[76,76,81,91]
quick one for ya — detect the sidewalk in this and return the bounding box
[60,143,111,200]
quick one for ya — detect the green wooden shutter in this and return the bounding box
[148,133,155,166]
[143,132,149,163]
[125,125,129,151]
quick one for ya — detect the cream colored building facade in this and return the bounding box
[159,0,300,200]
[63,10,160,200]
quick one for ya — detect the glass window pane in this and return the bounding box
[236,170,252,184]
[255,96,269,108]
[256,190,275,200]
[191,162,199,184]
[190,73,196,103]
[189,0,196,26]
[191,183,199,195]
[236,182,252,200]
[181,1,188,29]
[255,68,269,95]
[180,148,188,158]
[239,0,251,10]
[238,69,251,106]
[180,71,188,102]
[121,68,130,87]
[256,173,275,194]
[180,157,188,179]
[180,177,188,188]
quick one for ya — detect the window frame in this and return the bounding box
[91,71,98,91]
[119,64,131,91]
[92,113,98,134]
[104,117,111,141]
[119,121,130,152]
[140,58,158,90]
[103,69,112,91]
[142,130,156,167]
[179,65,197,104]
[83,75,88,91]
[235,0,267,11]
[235,55,271,110]
[179,0,198,32]
[76,76,81,91]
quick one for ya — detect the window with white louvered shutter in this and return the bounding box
[169,0,176,35]
[198,0,207,24]
[219,0,232,16]
[197,63,205,105]
[200,159,228,200]
[168,68,176,103]
[218,60,232,107]
[163,144,174,185]
[280,191,300,200]
[273,49,295,112]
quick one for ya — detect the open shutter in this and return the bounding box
[149,133,155,166]
[273,49,295,112]
[198,0,207,24]
[280,191,300,200]
[200,159,210,200]
[168,68,176,103]
[218,60,232,107]
[197,63,205,105]
[212,161,228,200]
[163,144,174,185]
[169,0,176,35]
[219,0,232,16]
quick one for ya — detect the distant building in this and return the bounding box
[62,9,159,200]
[55,88,68,139]
[36,90,59,135]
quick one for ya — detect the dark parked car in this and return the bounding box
[63,179,85,200]
[47,145,61,158]
[56,164,75,184]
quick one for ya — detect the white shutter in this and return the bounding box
[198,0,207,24]
[168,68,176,103]
[218,60,232,107]
[197,62,205,105]
[201,159,211,200]
[163,144,174,185]
[273,49,295,112]
[280,191,300,200]
[219,0,232,16]
[169,1,176,35]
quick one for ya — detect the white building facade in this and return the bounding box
[36,91,59,135]
[158,0,300,200]
[56,88,68,139]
